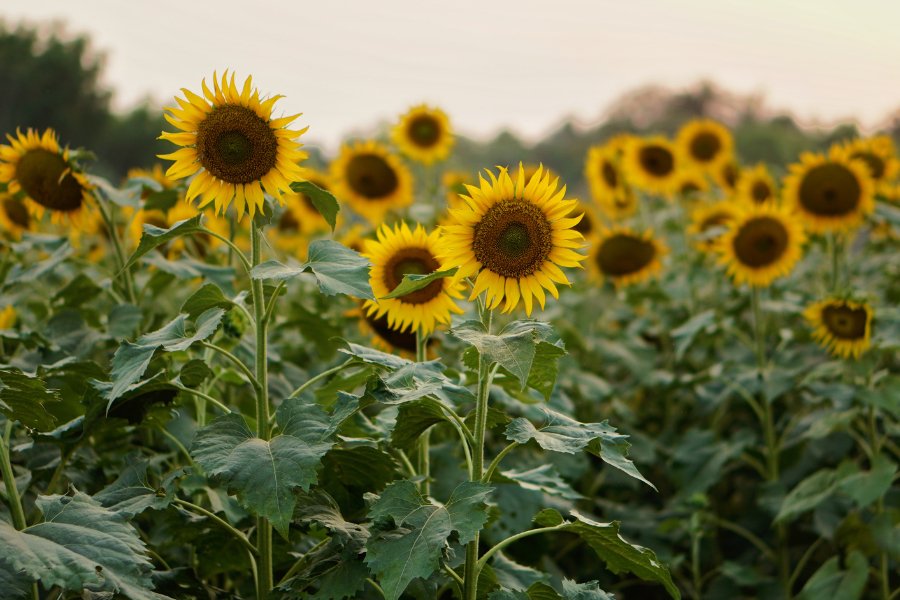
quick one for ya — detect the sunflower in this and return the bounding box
[598,187,639,221]
[622,136,680,196]
[673,168,711,200]
[833,136,899,188]
[127,208,170,248]
[736,163,777,206]
[331,140,413,224]
[127,164,178,190]
[716,204,806,287]
[355,306,422,357]
[605,133,637,156]
[513,164,557,186]
[439,165,585,315]
[804,298,873,359]
[676,119,734,173]
[687,200,740,251]
[0,193,33,238]
[714,159,741,193]
[590,227,667,287]
[567,202,598,238]
[363,222,463,335]
[391,105,454,165]
[0,128,93,222]
[585,145,627,204]
[338,223,370,254]
[782,151,875,233]
[0,305,16,330]
[443,170,473,209]
[159,71,308,220]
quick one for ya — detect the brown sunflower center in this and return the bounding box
[278,207,299,232]
[822,304,868,339]
[407,115,441,148]
[383,247,443,304]
[346,153,399,200]
[2,197,30,228]
[700,213,731,232]
[639,145,675,178]
[690,132,722,162]
[196,104,278,184]
[366,310,418,353]
[850,151,885,180]
[602,161,619,188]
[596,234,656,276]
[798,162,861,217]
[570,209,592,235]
[732,216,788,267]
[751,181,772,203]
[15,149,84,212]
[681,181,701,195]
[722,163,739,189]
[473,200,552,278]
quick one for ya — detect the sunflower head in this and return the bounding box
[391,105,454,165]
[585,145,626,205]
[673,168,711,200]
[0,128,93,223]
[676,119,734,173]
[589,226,667,287]
[716,203,806,287]
[783,151,875,233]
[127,164,178,191]
[159,71,308,221]
[439,165,585,315]
[804,298,873,359]
[622,136,680,196]
[0,193,32,238]
[338,223,371,254]
[736,163,777,206]
[833,136,899,185]
[331,140,413,224]
[442,170,473,210]
[687,200,740,252]
[714,159,741,193]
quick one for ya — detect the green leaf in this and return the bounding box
[365,480,492,600]
[5,241,72,285]
[526,341,567,401]
[290,180,340,231]
[123,214,204,271]
[490,579,614,600]
[671,310,716,361]
[796,551,867,600]
[0,562,30,600]
[251,240,374,299]
[87,174,142,207]
[859,377,900,419]
[776,468,842,523]
[0,368,61,430]
[94,460,184,517]
[837,455,896,508]
[0,491,169,600]
[178,359,214,388]
[496,465,583,501]
[54,274,103,308]
[181,283,234,319]
[338,341,410,370]
[108,304,143,339]
[391,397,457,450]
[190,397,340,537]
[491,552,549,591]
[380,268,458,300]
[294,489,370,544]
[505,408,655,489]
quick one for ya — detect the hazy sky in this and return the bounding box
[4,0,900,152]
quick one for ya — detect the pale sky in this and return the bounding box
[4,0,900,152]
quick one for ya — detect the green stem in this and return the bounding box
[708,516,776,561]
[416,328,432,497]
[201,227,254,274]
[476,525,562,573]
[199,340,261,391]
[173,498,258,557]
[750,287,766,373]
[250,224,273,599]
[482,442,519,483]
[171,383,232,415]
[829,232,842,293]
[288,359,356,399]
[43,444,78,495]
[276,536,331,586]
[1,420,27,531]
[97,199,137,304]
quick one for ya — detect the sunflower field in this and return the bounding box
[0,70,898,600]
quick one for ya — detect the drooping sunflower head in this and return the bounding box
[0,128,93,223]
[687,200,740,252]
[676,119,734,173]
[804,298,873,359]
[622,136,680,196]
[833,136,899,186]
[363,222,464,335]
[0,193,33,238]
[736,163,777,206]
[589,226,668,287]
[716,204,806,287]
[331,140,413,224]
[391,105,454,165]
[439,165,585,315]
[159,71,308,220]
[783,151,875,233]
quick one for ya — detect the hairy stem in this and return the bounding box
[1,420,27,531]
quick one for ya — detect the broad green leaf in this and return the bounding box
[87,174,141,207]
[178,359,214,388]
[365,480,492,600]
[5,241,71,285]
[796,551,867,600]
[526,341,567,401]
[123,215,204,271]
[94,459,184,517]
[338,340,410,370]
[0,563,30,600]
[0,491,169,600]
[671,309,716,361]
[191,397,340,537]
[775,467,845,523]
[366,360,474,407]
[91,375,178,425]
[181,283,234,319]
[251,240,374,299]
[0,368,61,430]
[490,579,614,600]
[380,267,458,300]
[837,455,896,508]
[859,377,900,419]
[505,408,655,489]
[497,464,583,501]
[491,552,550,591]
[108,304,143,339]
[391,397,457,450]
[294,490,370,544]
[290,180,340,231]
[53,273,102,308]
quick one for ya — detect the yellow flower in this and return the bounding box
[0,305,16,329]
[330,140,413,224]
[714,159,741,194]
[443,170,473,209]
[736,163,777,206]
[439,165,585,315]
[159,71,308,220]
[338,223,370,254]
[0,128,93,223]
[833,136,899,187]
[127,208,170,248]
[673,168,711,200]
[127,164,178,190]
[0,193,33,238]
[622,136,681,196]
[363,222,464,335]
[716,203,806,287]
[355,305,425,358]
[585,145,628,206]
[391,105,454,165]
[782,151,875,233]
[687,200,741,252]
[676,119,734,173]
[804,298,873,359]
[589,227,667,287]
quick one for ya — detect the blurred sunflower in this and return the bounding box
[159,70,308,220]
[355,306,421,357]
[676,119,733,173]
[687,200,740,252]
[714,159,741,193]
[782,151,874,233]
[127,164,177,190]
[439,165,585,315]
[833,136,899,188]
[166,201,235,257]
[622,136,680,196]
[0,193,33,238]
[605,133,637,156]
[585,145,627,205]
[363,222,463,335]
[567,202,598,238]
[599,187,639,220]
[716,204,805,287]
[391,105,454,165]
[443,170,473,209]
[590,227,667,287]
[0,128,93,223]
[127,208,170,248]
[331,140,413,224]
[673,168,710,200]
[736,163,777,205]
[0,305,16,329]
[804,298,873,359]
[338,223,370,254]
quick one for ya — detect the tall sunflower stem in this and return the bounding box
[415,328,432,497]
[1,420,27,532]
[250,224,273,599]
[97,199,137,304]
[464,308,493,600]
